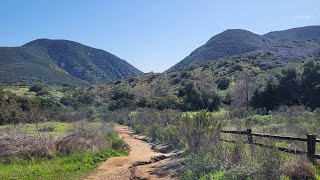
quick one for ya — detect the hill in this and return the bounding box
[0,39,143,86]
[168,26,320,71]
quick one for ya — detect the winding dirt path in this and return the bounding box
[84,125,179,180]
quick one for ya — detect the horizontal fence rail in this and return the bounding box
[220,129,318,164]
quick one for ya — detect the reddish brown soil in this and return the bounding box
[84,125,179,180]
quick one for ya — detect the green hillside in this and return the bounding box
[0,39,143,86]
[169,26,320,71]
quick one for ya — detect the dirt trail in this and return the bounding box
[84,125,179,180]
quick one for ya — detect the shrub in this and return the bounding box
[56,122,109,154]
[147,96,181,110]
[108,99,135,111]
[37,124,56,132]
[59,89,95,108]
[29,82,46,92]
[177,110,223,154]
[110,87,134,101]
[178,82,221,111]
[35,89,50,96]
[113,80,122,85]
[132,108,183,149]
[0,129,55,159]
[128,78,135,83]
[217,78,231,90]
[180,154,222,180]
[280,157,317,180]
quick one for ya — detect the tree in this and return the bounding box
[301,60,320,110]
[217,78,231,90]
[177,82,203,111]
[231,70,255,108]
[108,86,135,111]
[200,90,221,111]
[251,64,302,111]
[177,81,221,111]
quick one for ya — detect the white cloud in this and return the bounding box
[295,15,312,20]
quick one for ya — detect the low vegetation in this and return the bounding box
[0,121,129,179]
[128,110,320,179]
[1,56,320,179]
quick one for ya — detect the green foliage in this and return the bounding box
[132,109,184,149]
[178,82,221,111]
[108,87,135,111]
[146,96,181,110]
[251,61,320,111]
[217,78,231,90]
[0,90,59,124]
[29,82,47,92]
[108,98,136,111]
[0,39,142,86]
[60,88,95,108]
[0,121,129,179]
[180,154,222,180]
[178,110,223,154]
[110,87,134,101]
[35,88,50,96]
[0,150,126,180]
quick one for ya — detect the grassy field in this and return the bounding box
[0,121,109,137]
[0,121,126,180]
[3,86,64,99]
[185,108,227,118]
[0,150,126,180]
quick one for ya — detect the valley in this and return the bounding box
[1,25,320,179]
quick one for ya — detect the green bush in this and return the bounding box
[177,82,221,111]
[29,82,46,92]
[35,89,50,96]
[177,110,223,154]
[147,96,181,110]
[108,99,135,111]
[180,154,222,180]
[217,78,231,90]
[59,89,95,108]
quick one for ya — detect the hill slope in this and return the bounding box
[0,39,143,85]
[169,26,320,71]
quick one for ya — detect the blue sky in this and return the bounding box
[1,0,319,72]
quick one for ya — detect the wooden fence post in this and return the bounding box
[307,134,316,164]
[247,129,253,144]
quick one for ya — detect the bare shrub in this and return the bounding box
[55,122,113,155]
[0,122,124,160]
[280,157,317,180]
[0,128,55,159]
[227,106,256,119]
[273,105,308,117]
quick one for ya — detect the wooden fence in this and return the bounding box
[220,129,319,164]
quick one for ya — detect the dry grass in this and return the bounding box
[280,157,317,180]
[56,122,113,155]
[0,128,55,159]
[0,122,116,160]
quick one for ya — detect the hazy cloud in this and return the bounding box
[295,15,312,20]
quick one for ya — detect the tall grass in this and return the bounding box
[0,150,126,180]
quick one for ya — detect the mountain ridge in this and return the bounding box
[168,25,320,71]
[0,39,143,86]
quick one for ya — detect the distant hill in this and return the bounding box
[0,39,143,86]
[168,26,320,71]
[264,26,320,41]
